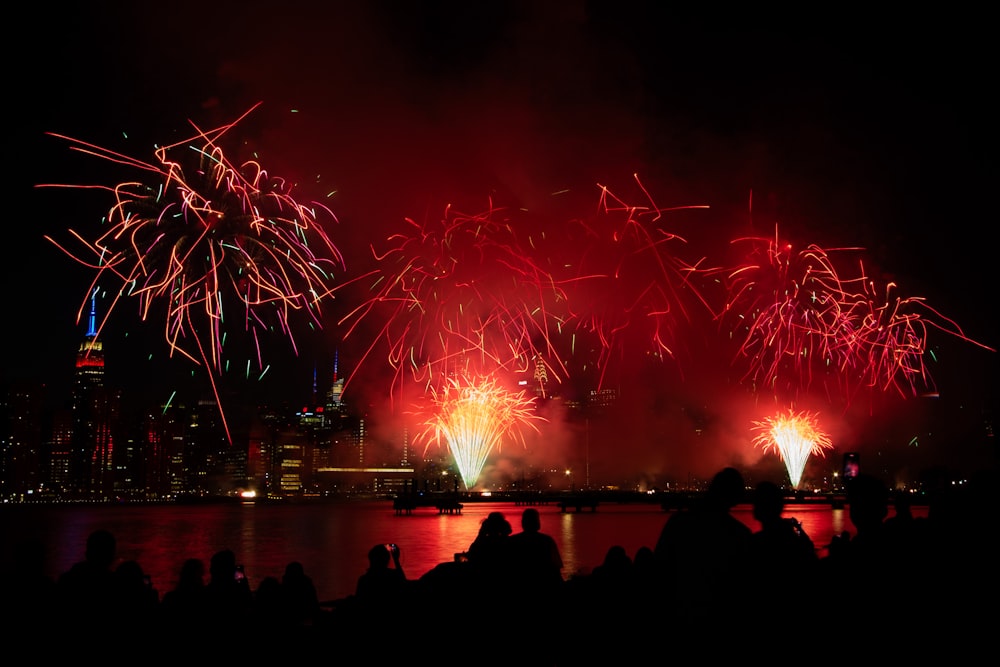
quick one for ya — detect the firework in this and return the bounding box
[713,229,855,399]
[542,176,713,388]
[411,373,545,490]
[752,409,833,489]
[339,199,570,404]
[830,265,994,398]
[715,227,994,403]
[40,105,346,441]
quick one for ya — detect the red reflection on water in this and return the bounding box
[0,500,924,603]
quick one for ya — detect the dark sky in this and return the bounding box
[11,2,997,485]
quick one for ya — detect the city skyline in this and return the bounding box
[9,5,997,488]
[3,287,993,499]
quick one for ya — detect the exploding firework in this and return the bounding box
[337,178,717,486]
[715,227,994,403]
[752,408,833,489]
[339,199,571,404]
[541,176,713,389]
[411,373,545,490]
[39,105,346,442]
[713,229,856,399]
[828,265,994,399]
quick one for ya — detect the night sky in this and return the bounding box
[11,3,997,486]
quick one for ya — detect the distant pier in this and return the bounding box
[393,494,464,515]
[389,489,863,514]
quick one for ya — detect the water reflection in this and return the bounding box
[1,500,915,603]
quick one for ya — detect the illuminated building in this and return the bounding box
[533,354,548,399]
[0,382,45,498]
[588,387,618,410]
[68,292,120,499]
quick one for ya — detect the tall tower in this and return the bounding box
[68,291,118,499]
[533,353,548,399]
[327,349,345,408]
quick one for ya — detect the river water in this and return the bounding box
[0,499,918,603]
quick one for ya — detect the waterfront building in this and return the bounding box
[0,381,46,498]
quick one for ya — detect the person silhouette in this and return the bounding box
[467,511,513,578]
[250,575,287,631]
[111,558,160,633]
[506,507,565,605]
[280,560,320,628]
[747,480,817,613]
[818,473,899,635]
[631,544,656,591]
[354,543,408,609]
[420,510,512,612]
[591,544,632,581]
[653,466,752,625]
[750,481,817,560]
[53,528,119,632]
[204,548,253,627]
[588,544,634,609]
[348,543,413,651]
[883,489,918,551]
[505,507,566,660]
[160,557,208,631]
[920,471,998,650]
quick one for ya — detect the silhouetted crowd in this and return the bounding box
[4,468,996,662]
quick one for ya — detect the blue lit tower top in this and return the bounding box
[76,289,104,373]
[87,289,98,337]
[313,363,318,404]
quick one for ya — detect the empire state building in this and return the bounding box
[68,293,119,498]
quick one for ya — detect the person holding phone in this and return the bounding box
[205,548,253,626]
[747,480,818,614]
[353,542,409,613]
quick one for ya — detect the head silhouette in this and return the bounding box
[209,549,237,580]
[633,546,654,569]
[706,467,746,510]
[752,481,785,524]
[602,545,631,569]
[85,529,116,569]
[521,508,541,532]
[284,561,306,580]
[847,473,889,533]
[178,558,205,586]
[891,490,913,518]
[481,511,513,537]
[368,544,391,569]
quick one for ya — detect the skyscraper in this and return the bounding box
[68,292,119,498]
[0,381,45,498]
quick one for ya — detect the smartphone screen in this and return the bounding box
[843,452,860,479]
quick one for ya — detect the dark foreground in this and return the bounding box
[5,472,995,662]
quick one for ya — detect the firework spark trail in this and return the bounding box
[540,175,714,389]
[411,373,545,490]
[751,409,833,489]
[339,199,573,406]
[39,105,347,442]
[341,176,714,402]
[832,264,995,399]
[715,227,994,404]
[714,230,855,399]
[335,176,719,485]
